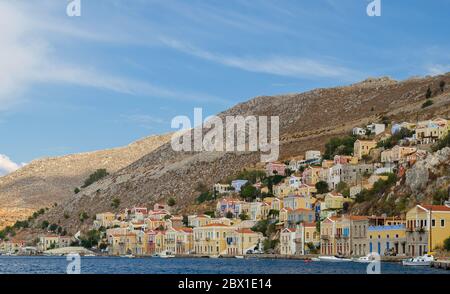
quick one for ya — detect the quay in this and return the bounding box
[431,260,450,270]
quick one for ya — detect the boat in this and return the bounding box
[318,255,352,262]
[121,254,135,258]
[310,257,320,262]
[353,254,376,263]
[151,253,160,258]
[402,254,434,266]
[235,255,244,259]
[209,255,220,259]
[160,251,175,258]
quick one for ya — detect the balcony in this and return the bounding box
[321,235,329,240]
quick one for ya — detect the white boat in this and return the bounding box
[160,251,175,258]
[353,254,376,263]
[209,255,220,259]
[402,254,434,266]
[235,255,244,259]
[310,257,320,262]
[120,254,135,258]
[318,255,352,262]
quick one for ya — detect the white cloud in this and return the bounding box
[0,1,228,111]
[158,37,360,80]
[426,64,450,76]
[0,154,25,176]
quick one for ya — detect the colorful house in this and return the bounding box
[405,204,450,256]
[353,139,377,159]
[368,224,406,256]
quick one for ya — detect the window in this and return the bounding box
[432,219,436,227]
[441,219,445,227]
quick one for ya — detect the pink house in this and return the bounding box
[266,162,287,176]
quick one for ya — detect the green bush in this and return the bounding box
[111,198,120,209]
[323,135,357,159]
[315,181,329,194]
[433,189,448,205]
[167,197,176,207]
[196,191,214,204]
[377,128,414,149]
[444,237,450,251]
[432,134,450,152]
[82,169,109,188]
[422,99,433,108]
[41,220,50,229]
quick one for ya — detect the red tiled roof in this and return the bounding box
[202,223,229,227]
[420,205,450,212]
[235,228,256,234]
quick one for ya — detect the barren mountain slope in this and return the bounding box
[39,74,450,233]
[0,133,172,228]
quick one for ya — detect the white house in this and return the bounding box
[368,123,385,135]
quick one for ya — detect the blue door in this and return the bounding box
[369,242,373,253]
[377,242,381,254]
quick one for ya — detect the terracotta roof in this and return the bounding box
[348,215,369,221]
[420,205,450,212]
[202,223,229,227]
[292,208,313,213]
[235,228,256,234]
[302,222,317,227]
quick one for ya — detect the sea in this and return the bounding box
[0,256,448,274]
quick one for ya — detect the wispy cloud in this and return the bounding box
[0,154,25,176]
[0,1,228,112]
[426,64,450,76]
[158,37,360,80]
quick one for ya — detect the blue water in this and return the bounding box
[0,256,447,274]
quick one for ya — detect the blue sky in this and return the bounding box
[0,0,449,174]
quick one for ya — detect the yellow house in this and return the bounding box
[296,222,320,255]
[406,204,450,255]
[368,224,406,256]
[109,232,137,255]
[279,207,291,223]
[193,224,235,255]
[94,212,116,229]
[38,235,60,251]
[324,192,349,210]
[225,228,264,255]
[381,145,417,163]
[354,139,377,159]
[188,215,212,227]
[175,228,194,254]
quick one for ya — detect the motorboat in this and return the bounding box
[160,251,175,258]
[310,257,321,262]
[353,254,377,263]
[402,254,434,266]
[235,255,244,259]
[318,255,352,262]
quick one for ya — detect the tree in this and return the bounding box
[240,183,259,200]
[82,169,109,188]
[433,189,448,205]
[80,229,101,249]
[425,86,432,99]
[323,135,357,159]
[239,213,250,221]
[268,209,279,219]
[225,211,234,219]
[49,223,58,232]
[444,236,450,251]
[182,215,189,227]
[41,220,49,229]
[315,181,329,194]
[79,212,89,222]
[167,197,176,207]
[111,198,120,209]
[440,80,446,92]
[74,187,80,194]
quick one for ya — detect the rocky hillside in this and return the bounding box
[37,73,450,233]
[0,133,172,228]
